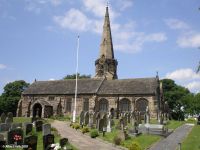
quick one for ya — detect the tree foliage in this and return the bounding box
[0,80,29,116]
[162,79,200,120]
[63,73,91,80]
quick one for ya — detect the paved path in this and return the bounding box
[149,124,194,150]
[52,120,126,150]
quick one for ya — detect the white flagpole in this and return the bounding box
[72,35,79,123]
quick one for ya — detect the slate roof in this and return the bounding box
[23,77,158,95]
[98,78,158,95]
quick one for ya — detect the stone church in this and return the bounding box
[17,6,161,119]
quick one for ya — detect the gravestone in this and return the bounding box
[11,123,22,130]
[89,112,94,127]
[5,118,12,126]
[60,138,68,148]
[0,123,10,132]
[43,134,54,150]
[42,124,51,136]
[79,111,84,125]
[24,135,37,150]
[7,112,13,122]
[0,134,6,150]
[84,112,89,126]
[0,113,6,123]
[107,112,111,132]
[7,128,23,145]
[98,119,104,132]
[24,123,33,135]
[35,120,43,132]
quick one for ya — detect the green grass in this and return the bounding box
[182,125,200,150]
[122,134,161,150]
[167,120,185,129]
[13,117,31,123]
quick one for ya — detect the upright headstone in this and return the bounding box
[43,134,54,150]
[24,135,38,150]
[0,134,5,150]
[11,123,22,130]
[0,123,10,132]
[107,112,111,132]
[35,120,43,132]
[89,112,94,127]
[24,123,33,135]
[84,112,89,126]
[42,124,51,136]
[79,111,84,125]
[7,112,13,122]
[0,113,6,123]
[7,128,23,145]
[5,117,12,125]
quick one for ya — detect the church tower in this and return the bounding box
[94,6,118,80]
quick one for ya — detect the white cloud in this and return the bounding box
[165,68,200,93]
[166,68,200,81]
[50,0,62,6]
[115,0,133,11]
[185,81,200,93]
[53,8,92,31]
[53,1,167,53]
[0,64,7,70]
[49,78,55,81]
[177,33,200,48]
[165,18,189,30]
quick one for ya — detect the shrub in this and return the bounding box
[74,123,80,130]
[82,127,90,134]
[113,135,122,145]
[129,141,142,150]
[90,129,99,138]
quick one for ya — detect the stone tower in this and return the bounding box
[94,6,118,80]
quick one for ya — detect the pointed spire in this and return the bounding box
[99,5,114,59]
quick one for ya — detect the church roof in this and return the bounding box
[23,77,158,95]
[98,78,158,95]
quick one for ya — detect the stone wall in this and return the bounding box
[17,94,159,119]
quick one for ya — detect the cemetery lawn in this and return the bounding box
[167,120,185,129]
[13,117,31,123]
[181,125,200,150]
[99,129,161,149]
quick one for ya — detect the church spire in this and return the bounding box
[99,6,114,59]
[94,6,118,80]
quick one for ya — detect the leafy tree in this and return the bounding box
[161,79,190,120]
[0,80,29,116]
[63,73,91,80]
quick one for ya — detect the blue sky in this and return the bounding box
[0,0,200,93]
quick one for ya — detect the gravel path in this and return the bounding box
[149,124,194,150]
[51,120,127,150]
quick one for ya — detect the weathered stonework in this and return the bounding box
[17,6,161,120]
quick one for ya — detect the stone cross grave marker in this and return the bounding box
[24,123,33,135]
[7,112,13,122]
[0,113,6,123]
[24,135,38,150]
[42,124,51,136]
[7,128,23,145]
[35,120,43,132]
[43,134,54,150]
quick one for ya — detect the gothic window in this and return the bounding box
[66,98,72,113]
[136,98,148,113]
[119,98,131,112]
[99,98,108,112]
[83,98,89,111]
[49,96,55,101]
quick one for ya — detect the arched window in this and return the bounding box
[119,98,131,112]
[136,98,148,112]
[99,98,108,112]
[65,98,72,113]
